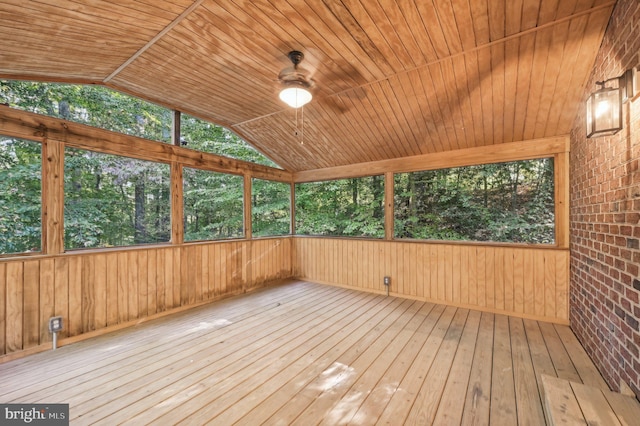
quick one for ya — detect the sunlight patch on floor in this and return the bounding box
[186,319,232,333]
[313,362,356,392]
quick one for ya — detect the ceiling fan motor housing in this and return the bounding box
[279,50,313,88]
[278,50,313,108]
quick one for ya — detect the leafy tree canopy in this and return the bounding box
[394,159,555,244]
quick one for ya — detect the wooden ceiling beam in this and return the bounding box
[293,135,569,183]
[0,105,292,182]
[103,0,206,83]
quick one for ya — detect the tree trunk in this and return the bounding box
[408,173,416,219]
[483,174,488,209]
[134,179,147,243]
[511,163,520,212]
[351,178,358,206]
[372,175,383,219]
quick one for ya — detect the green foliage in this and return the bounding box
[183,168,244,241]
[0,80,556,253]
[394,159,555,244]
[252,179,290,237]
[0,80,172,142]
[0,81,280,165]
[0,138,42,254]
[64,148,171,249]
[295,176,384,238]
[0,80,287,252]
[181,114,279,168]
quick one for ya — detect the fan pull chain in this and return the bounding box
[293,105,304,145]
[300,105,304,145]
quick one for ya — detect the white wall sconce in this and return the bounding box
[586,67,637,138]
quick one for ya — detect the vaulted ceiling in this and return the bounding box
[0,0,615,172]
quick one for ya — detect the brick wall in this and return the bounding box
[570,0,640,398]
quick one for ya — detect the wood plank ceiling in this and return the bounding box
[0,0,615,172]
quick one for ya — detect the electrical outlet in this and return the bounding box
[49,316,63,333]
[384,276,390,286]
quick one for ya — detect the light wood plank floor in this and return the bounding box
[0,280,609,425]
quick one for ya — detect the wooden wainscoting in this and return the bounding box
[0,237,292,359]
[294,238,569,324]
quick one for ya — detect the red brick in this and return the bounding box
[570,0,640,400]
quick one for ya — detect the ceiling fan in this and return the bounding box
[278,50,314,108]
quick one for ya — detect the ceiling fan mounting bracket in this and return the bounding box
[287,51,304,67]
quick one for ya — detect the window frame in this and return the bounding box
[63,146,173,251]
[251,177,292,238]
[0,136,43,256]
[392,158,556,245]
[182,165,245,242]
[0,103,569,258]
[294,175,385,239]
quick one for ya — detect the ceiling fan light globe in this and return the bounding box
[279,87,312,108]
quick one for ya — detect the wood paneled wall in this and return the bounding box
[2,235,570,359]
[0,238,292,359]
[293,238,569,324]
